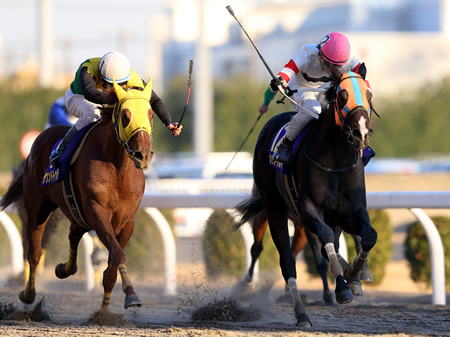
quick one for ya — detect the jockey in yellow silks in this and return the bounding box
[50,52,182,169]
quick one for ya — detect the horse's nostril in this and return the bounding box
[134,152,144,161]
[352,129,362,139]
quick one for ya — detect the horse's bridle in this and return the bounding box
[332,73,372,144]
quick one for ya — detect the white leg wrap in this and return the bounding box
[325,243,343,279]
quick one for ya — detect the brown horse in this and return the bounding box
[0,79,154,311]
[235,67,377,326]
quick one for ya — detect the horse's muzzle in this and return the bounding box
[351,127,373,150]
[133,150,154,171]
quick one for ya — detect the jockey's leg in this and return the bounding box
[273,92,319,163]
[49,92,102,169]
[49,125,78,168]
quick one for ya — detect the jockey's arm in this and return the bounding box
[150,90,172,126]
[80,67,107,104]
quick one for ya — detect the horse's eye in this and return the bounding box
[122,109,132,127]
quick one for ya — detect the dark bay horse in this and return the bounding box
[0,79,154,311]
[242,183,373,306]
[235,68,377,326]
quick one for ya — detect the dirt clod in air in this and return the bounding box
[191,298,261,322]
[7,298,52,322]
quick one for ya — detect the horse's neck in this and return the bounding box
[98,122,133,171]
[316,112,355,160]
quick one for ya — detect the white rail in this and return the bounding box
[1,191,448,304]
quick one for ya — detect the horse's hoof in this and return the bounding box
[335,275,353,304]
[360,269,374,282]
[295,313,312,327]
[335,289,353,304]
[124,294,142,309]
[347,279,363,296]
[55,263,77,279]
[19,289,36,304]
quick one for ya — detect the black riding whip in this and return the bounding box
[177,60,194,128]
[225,5,317,119]
[225,114,261,171]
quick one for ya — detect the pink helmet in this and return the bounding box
[318,32,351,66]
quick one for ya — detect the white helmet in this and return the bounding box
[98,52,131,83]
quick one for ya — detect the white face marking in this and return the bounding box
[358,115,369,139]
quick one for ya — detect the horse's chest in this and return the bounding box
[313,179,362,214]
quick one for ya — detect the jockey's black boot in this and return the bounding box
[49,125,78,169]
[273,137,294,163]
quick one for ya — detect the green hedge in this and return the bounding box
[404,216,450,290]
[202,210,279,279]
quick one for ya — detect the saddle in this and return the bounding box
[40,122,100,230]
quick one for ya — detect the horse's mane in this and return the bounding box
[100,106,114,123]
[99,86,147,124]
[317,81,338,120]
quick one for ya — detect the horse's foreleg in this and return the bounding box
[342,208,377,294]
[99,221,141,310]
[352,234,373,282]
[118,264,141,309]
[324,243,353,304]
[304,229,333,306]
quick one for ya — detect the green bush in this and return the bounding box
[404,216,450,290]
[202,210,279,279]
[304,209,392,285]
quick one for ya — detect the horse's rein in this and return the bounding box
[302,123,358,173]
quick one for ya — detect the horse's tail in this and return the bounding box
[233,196,264,229]
[0,167,24,211]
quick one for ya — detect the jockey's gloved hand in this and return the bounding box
[269,76,288,93]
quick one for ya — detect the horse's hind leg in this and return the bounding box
[99,220,141,310]
[20,203,55,304]
[55,223,88,279]
[246,214,268,283]
[265,206,311,327]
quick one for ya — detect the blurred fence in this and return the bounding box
[1,181,449,305]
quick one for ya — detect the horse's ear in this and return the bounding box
[113,79,126,101]
[143,78,153,101]
[357,62,367,80]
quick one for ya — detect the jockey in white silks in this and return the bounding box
[259,32,373,163]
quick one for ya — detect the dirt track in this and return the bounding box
[1,260,449,337]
